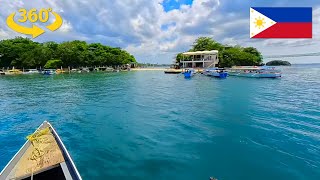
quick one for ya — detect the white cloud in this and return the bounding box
[58,20,73,33]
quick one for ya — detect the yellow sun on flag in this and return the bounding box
[254,17,265,29]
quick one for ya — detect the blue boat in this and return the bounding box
[203,68,228,78]
[43,69,56,75]
[182,68,195,78]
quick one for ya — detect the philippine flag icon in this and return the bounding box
[250,7,312,38]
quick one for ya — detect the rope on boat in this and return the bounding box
[26,127,51,161]
[25,127,52,172]
[26,127,50,142]
[10,126,64,179]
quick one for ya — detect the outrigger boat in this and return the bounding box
[23,69,40,75]
[203,68,228,78]
[0,121,82,180]
[228,66,281,78]
[56,69,66,74]
[164,68,182,74]
[5,69,23,75]
[43,69,56,75]
[78,68,90,73]
[182,68,195,78]
[164,64,182,74]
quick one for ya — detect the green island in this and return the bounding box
[0,37,136,69]
[266,60,291,66]
[0,36,269,71]
[176,37,263,67]
[0,37,265,70]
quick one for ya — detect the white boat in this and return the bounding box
[78,68,90,73]
[69,69,78,73]
[0,121,82,180]
[228,66,281,78]
[23,69,40,74]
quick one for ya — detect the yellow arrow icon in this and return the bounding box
[6,13,45,38]
[46,11,63,31]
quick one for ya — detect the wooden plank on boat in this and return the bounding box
[6,130,65,179]
[1,121,82,180]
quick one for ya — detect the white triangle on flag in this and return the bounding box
[250,8,276,38]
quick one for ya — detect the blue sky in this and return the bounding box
[0,0,320,64]
[162,0,193,12]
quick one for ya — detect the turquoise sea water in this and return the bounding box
[0,65,319,180]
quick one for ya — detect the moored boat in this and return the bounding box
[78,68,90,73]
[183,68,195,78]
[5,69,23,75]
[56,69,66,74]
[164,64,182,74]
[203,68,228,78]
[228,66,281,78]
[0,70,5,75]
[164,68,182,74]
[23,69,40,74]
[0,121,82,180]
[43,69,56,75]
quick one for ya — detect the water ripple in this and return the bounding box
[0,66,320,180]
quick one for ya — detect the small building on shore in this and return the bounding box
[181,50,219,68]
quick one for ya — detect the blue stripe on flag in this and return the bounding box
[252,7,312,23]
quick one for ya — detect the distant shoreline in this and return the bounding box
[290,63,320,65]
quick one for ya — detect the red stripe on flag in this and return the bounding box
[252,23,312,38]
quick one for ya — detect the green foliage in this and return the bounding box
[0,37,136,68]
[44,59,63,69]
[266,60,291,66]
[177,37,263,67]
[243,47,262,58]
[176,53,192,63]
[219,47,262,67]
[176,53,183,63]
[191,37,224,51]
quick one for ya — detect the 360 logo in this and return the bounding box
[6,8,63,38]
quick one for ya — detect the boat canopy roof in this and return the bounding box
[206,68,224,70]
[182,50,218,56]
[231,66,276,70]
